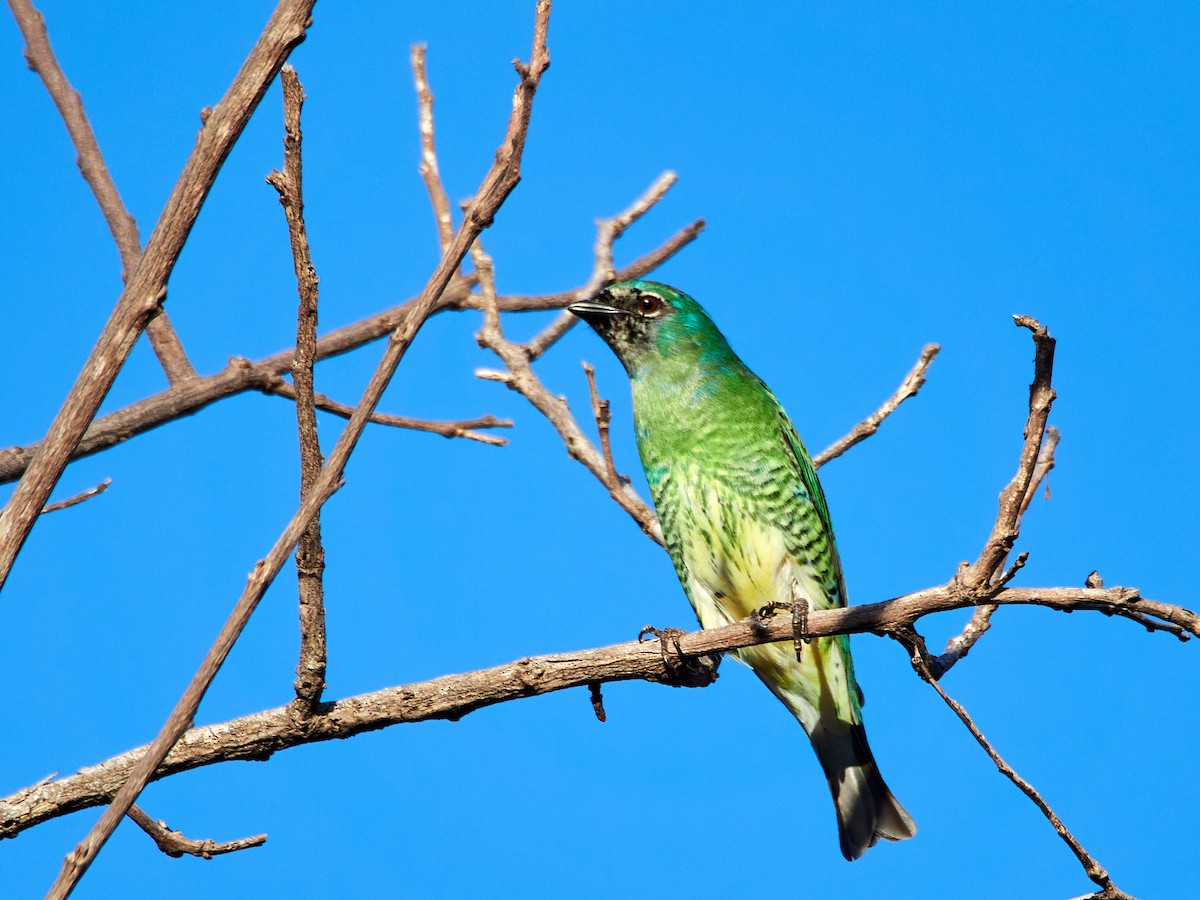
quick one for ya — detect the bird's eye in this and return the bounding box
[637,294,663,317]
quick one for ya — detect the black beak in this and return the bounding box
[568,298,625,321]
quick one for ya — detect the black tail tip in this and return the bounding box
[835,725,917,861]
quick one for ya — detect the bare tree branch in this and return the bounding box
[477,294,662,546]
[959,315,1056,594]
[483,217,704,313]
[126,806,266,860]
[6,0,196,384]
[266,65,327,715]
[582,362,623,485]
[895,628,1132,900]
[266,380,512,445]
[868,321,1110,897]
[40,478,111,514]
[925,321,1060,685]
[522,171,680,361]
[8,0,140,266]
[410,44,455,255]
[1018,424,1058,519]
[812,343,940,467]
[0,0,318,605]
[2,581,1190,842]
[930,426,1061,678]
[43,4,552,894]
[0,218,704,486]
[591,171,678,284]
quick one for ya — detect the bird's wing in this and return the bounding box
[771,394,850,613]
[766,388,868,710]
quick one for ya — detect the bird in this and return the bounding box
[570,280,916,860]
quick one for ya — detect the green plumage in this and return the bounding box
[571,280,915,860]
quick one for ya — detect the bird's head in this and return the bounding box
[569,280,730,376]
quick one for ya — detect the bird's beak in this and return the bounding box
[568,299,624,321]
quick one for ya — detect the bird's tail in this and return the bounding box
[810,720,917,861]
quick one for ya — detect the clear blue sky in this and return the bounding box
[2,2,1197,897]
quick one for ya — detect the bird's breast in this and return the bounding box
[660,464,794,626]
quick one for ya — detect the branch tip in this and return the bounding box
[127,805,266,860]
[813,342,940,468]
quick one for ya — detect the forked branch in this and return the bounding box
[961,316,1057,593]
[930,425,1061,678]
[266,65,328,715]
[895,628,1133,900]
[2,580,1191,842]
[0,0,318,602]
[0,231,704,486]
[7,0,195,383]
[44,2,549,895]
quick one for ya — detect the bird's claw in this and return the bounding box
[638,625,720,688]
[638,624,686,665]
[756,601,790,620]
[791,599,811,661]
[757,595,812,662]
[638,624,665,643]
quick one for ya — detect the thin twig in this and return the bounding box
[126,806,266,860]
[9,0,140,264]
[588,682,607,722]
[960,316,1056,592]
[266,380,511,445]
[2,580,1191,841]
[812,343,940,467]
[0,0,318,611]
[930,424,1062,678]
[266,65,327,715]
[7,0,196,383]
[410,44,455,254]
[522,171,680,361]
[594,171,678,284]
[523,310,579,361]
[43,6,552,896]
[1018,424,1059,519]
[40,478,111,514]
[1115,607,1190,638]
[897,629,1132,900]
[469,239,500,328]
[582,362,622,484]
[483,217,704,313]
[928,601,996,681]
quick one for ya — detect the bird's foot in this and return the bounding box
[638,625,721,688]
[756,596,812,662]
[638,624,686,667]
[756,601,790,619]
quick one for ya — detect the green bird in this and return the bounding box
[570,280,916,860]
